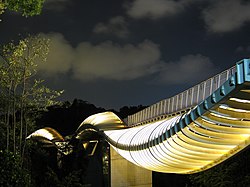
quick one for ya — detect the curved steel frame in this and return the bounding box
[27,59,250,174]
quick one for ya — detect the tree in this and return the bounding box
[0,2,5,15]
[189,148,250,187]
[0,35,63,157]
[0,150,30,186]
[0,0,45,17]
[118,105,147,119]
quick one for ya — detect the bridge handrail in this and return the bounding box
[127,65,236,126]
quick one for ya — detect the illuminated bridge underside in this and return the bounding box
[79,59,250,174]
[103,94,250,174]
[27,59,250,174]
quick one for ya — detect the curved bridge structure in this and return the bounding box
[27,59,250,174]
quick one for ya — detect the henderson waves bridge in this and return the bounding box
[27,59,250,174]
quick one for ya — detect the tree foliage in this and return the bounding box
[0,2,5,15]
[0,35,63,156]
[0,34,64,186]
[189,149,250,187]
[0,0,45,17]
[0,150,30,186]
[118,105,147,119]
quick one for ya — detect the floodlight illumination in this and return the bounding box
[240,134,250,139]
[100,83,250,173]
[230,97,250,104]
[132,150,150,167]
[117,148,135,163]
[28,129,53,140]
[210,112,239,121]
[241,89,250,93]
[97,106,250,173]
[201,117,217,125]
[219,105,250,113]
[26,127,64,142]
[26,59,250,174]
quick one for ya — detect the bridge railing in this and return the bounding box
[127,65,236,126]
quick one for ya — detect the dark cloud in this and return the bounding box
[73,40,161,81]
[44,0,72,12]
[126,0,250,34]
[38,33,217,86]
[1,0,249,109]
[126,0,185,19]
[202,0,250,33]
[37,33,73,75]
[155,54,217,84]
[93,16,129,38]
[235,46,250,54]
[38,33,161,81]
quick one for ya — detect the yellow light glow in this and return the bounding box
[229,97,250,104]
[210,112,240,121]
[219,105,250,113]
[26,127,64,142]
[97,104,250,174]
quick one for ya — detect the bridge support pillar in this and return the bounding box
[110,147,152,187]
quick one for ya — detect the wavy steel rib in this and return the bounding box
[27,59,250,174]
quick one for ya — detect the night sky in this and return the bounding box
[1,0,250,109]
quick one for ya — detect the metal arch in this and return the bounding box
[27,59,250,174]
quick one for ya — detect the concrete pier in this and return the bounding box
[110,147,152,187]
